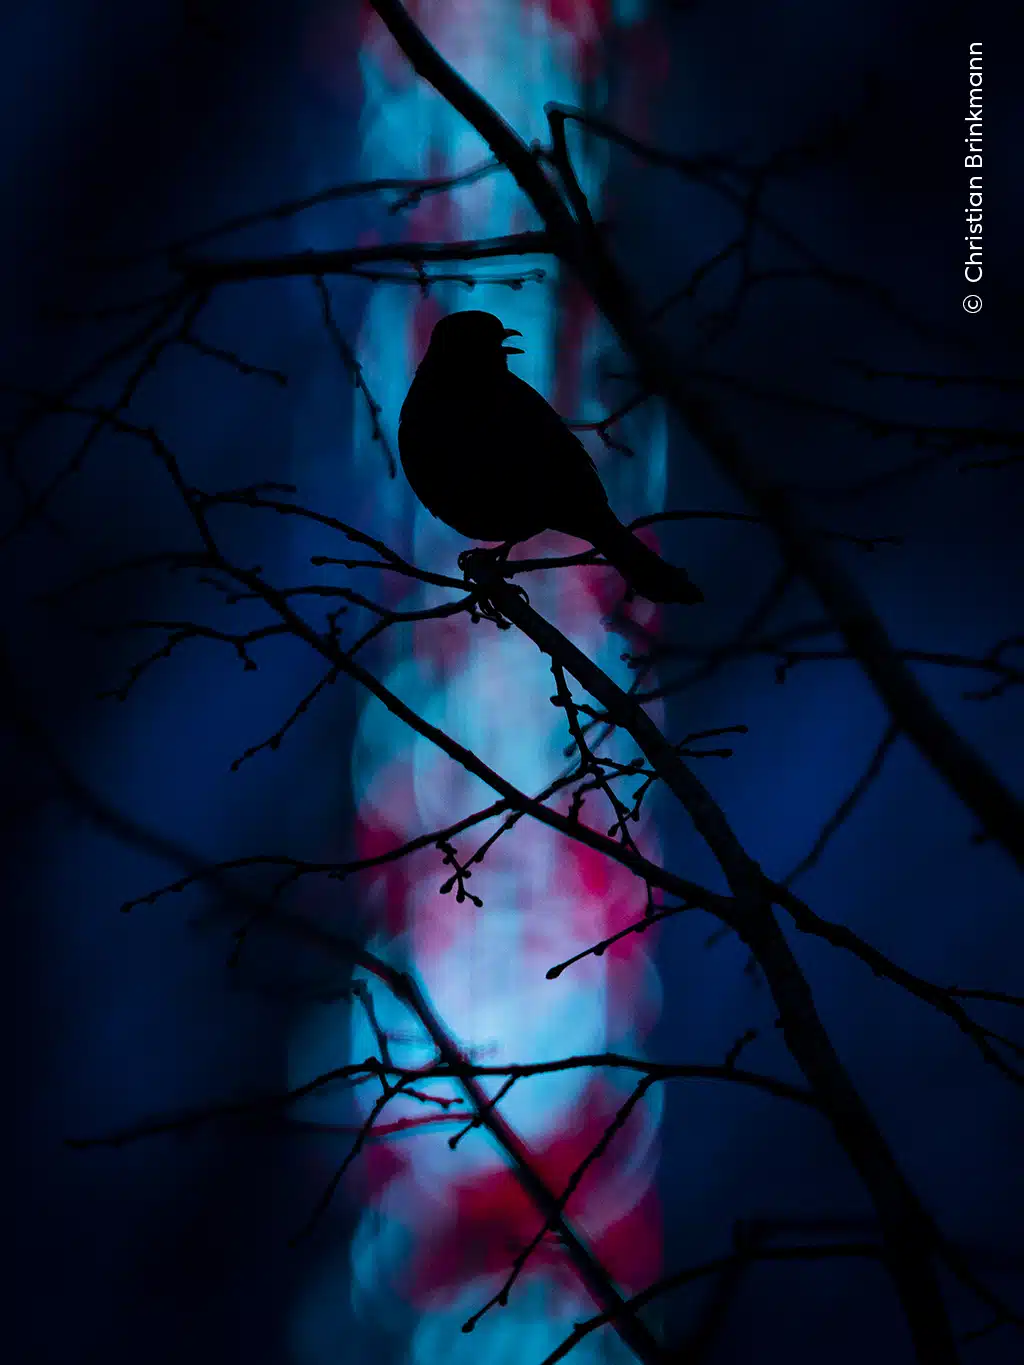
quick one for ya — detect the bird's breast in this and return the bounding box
[398,378,548,543]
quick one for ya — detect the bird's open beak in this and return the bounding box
[501,327,524,354]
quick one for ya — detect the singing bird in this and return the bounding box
[398,311,704,605]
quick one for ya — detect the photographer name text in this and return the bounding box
[963,42,983,312]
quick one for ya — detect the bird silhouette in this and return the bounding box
[398,310,704,605]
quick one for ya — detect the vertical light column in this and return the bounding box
[291,5,672,1362]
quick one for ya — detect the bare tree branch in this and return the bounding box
[364,0,1024,874]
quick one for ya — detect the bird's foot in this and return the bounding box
[458,544,527,628]
[457,543,512,576]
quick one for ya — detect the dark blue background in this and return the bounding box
[5,2,1020,1363]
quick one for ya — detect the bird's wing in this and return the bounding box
[505,372,599,474]
[501,372,612,534]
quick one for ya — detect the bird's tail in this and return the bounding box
[590,513,704,605]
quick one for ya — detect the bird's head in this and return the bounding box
[423,310,524,369]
